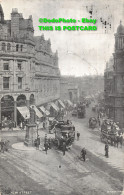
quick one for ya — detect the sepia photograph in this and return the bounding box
[0,0,124,194]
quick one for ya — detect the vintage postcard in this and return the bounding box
[0,0,124,194]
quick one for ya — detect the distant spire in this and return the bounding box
[120,20,122,25]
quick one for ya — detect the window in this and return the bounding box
[20,45,23,51]
[16,44,19,51]
[18,62,22,70]
[2,43,5,51]
[7,43,11,51]
[3,77,9,89]
[3,63,9,70]
[18,77,22,89]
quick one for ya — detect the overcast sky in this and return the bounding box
[1,0,124,76]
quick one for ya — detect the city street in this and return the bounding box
[0,1,124,195]
[0,105,124,195]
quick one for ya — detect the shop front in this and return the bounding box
[1,95,15,128]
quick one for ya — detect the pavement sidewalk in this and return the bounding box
[73,120,124,174]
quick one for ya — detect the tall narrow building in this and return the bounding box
[110,21,124,127]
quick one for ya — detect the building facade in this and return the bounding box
[60,76,79,104]
[104,57,114,118]
[60,75,104,104]
[106,21,124,127]
[0,4,60,126]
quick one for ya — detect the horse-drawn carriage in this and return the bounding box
[100,122,123,147]
[89,117,97,129]
[77,103,86,118]
[53,121,75,150]
[100,130,116,144]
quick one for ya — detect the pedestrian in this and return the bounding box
[0,140,5,153]
[43,121,46,129]
[120,133,123,148]
[77,131,80,141]
[8,122,12,131]
[116,133,120,148]
[44,134,48,143]
[62,141,66,156]
[81,148,87,161]
[44,142,48,154]
[105,143,109,158]
[48,138,52,149]
[97,116,101,127]
[37,135,40,149]
[20,121,23,130]
[22,121,25,130]
[4,140,9,151]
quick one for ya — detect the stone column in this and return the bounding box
[14,101,17,127]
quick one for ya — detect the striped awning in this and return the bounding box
[30,105,43,118]
[50,103,59,112]
[39,106,50,116]
[17,106,30,119]
[67,100,73,106]
[58,100,65,108]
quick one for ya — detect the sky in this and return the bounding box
[1,0,124,76]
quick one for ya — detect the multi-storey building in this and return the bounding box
[106,21,124,127]
[60,76,79,104]
[60,75,104,104]
[0,4,60,127]
[104,57,114,118]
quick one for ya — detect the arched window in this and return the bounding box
[16,44,19,51]
[2,43,5,51]
[7,43,11,51]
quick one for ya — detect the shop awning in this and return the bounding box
[17,106,30,119]
[58,100,65,108]
[50,103,59,112]
[30,105,43,118]
[39,106,50,116]
[67,100,73,106]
